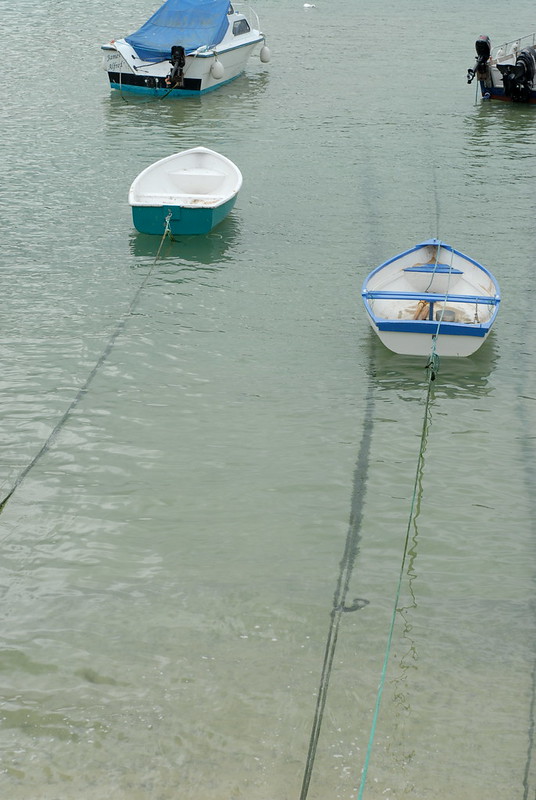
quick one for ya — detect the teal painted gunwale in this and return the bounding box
[110,72,243,97]
[132,196,237,235]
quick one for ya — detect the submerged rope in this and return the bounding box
[516,386,536,798]
[298,368,375,800]
[300,238,454,799]
[0,214,173,513]
[355,247,451,792]
[355,354,438,799]
[522,609,536,800]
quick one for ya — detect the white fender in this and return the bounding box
[260,45,271,63]
[211,59,224,79]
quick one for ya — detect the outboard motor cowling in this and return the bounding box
[475,34,491,61]
[167,45,186,86]
[467,35,491,83]
[497,45,536,101]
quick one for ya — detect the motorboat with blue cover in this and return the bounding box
[102,0,270,97]
[467,33,536,102]
[128,147,242,235]
[361,239,500,357]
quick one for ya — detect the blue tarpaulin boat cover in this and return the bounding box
[125,0,230,61]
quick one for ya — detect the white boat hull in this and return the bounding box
[102,39,263,96]
[367,325,491,358]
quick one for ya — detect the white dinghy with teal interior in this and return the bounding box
[102,0,270,97]
[361,239,500,357]
[129,147,243,235]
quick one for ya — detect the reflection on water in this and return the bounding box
[465,99,536,142]
[365,329,499,398]
[128,213,241,265]
[102,71,270,135]
[463,101,536,191]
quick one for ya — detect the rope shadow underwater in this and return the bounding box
[298,349,440,800]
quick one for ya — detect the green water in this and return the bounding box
[1,1,535,798]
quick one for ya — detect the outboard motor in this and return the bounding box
[167,45,186,86]
[497,46,536,101]
[467,35,491,83]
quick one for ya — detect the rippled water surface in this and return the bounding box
[1,1,536,798]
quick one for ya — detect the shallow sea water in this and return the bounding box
[1,0,536,798]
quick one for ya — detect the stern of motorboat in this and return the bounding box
[496,45,536,100]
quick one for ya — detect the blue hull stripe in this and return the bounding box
[374,320,489,337]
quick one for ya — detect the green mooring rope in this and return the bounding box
[356,352,439,799]
[356,243,458,796]
[301,245,452,800]
[0,214,173,513]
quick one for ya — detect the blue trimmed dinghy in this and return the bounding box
[101,0,270,98]
[361,239,500,357]
[128,147,242,235]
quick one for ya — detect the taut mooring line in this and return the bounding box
[522,610,536,800]
[355,355,437,799]
[516,392,536,799]
[0,216,173,513]
[299,366,375,800]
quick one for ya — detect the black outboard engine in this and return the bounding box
[467,35,491,83]
[167,45,186,86]
[497,46,536,101]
